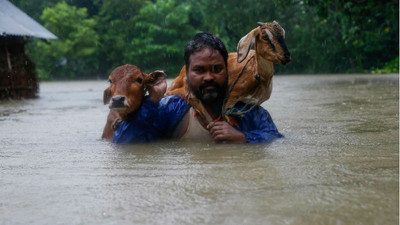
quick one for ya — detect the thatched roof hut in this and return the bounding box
[0,0,57,99]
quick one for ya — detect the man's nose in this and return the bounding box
[203,71,214,81]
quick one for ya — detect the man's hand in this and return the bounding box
[208,121,246,143]
[148,79,167,102]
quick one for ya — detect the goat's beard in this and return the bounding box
[187,80,227,105]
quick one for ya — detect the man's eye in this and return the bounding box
[193,67,206,74]
[211,65,223,73]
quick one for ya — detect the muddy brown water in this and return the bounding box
[0,74,398,225]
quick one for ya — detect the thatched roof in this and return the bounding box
[0,0,57,39]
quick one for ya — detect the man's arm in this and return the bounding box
[113,80,192,144]
[207,105,282,144]
[208,121,246,143]
[113,98,160,144]
[237,106,283,143]
[113,80,167,144]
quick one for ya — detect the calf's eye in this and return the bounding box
[136,77,143,83]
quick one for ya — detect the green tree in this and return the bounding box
[27,1,99,80]
[188,0,281,52]
[276,0,399,73]
[94,0,147,74]
[126,0,197,76]
[10,0,59,21]
[13,0,399,78]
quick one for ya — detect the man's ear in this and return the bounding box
[103,87,112,105]
[237,27,259,63]
[145,70,167,88]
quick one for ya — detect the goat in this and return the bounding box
[102,64,166,140]
[166,21,291,123]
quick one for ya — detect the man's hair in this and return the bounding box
[184,32,228,68]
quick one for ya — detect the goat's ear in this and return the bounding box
[237,28,258,63]
[145,70,167,88]
[103,87,112,105]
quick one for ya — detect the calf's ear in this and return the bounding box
[145,70,167,88]
[103,87,112,105]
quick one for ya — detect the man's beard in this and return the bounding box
[188,80,227,105]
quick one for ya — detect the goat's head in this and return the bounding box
[103,64,166,119]
[237,21,291,65]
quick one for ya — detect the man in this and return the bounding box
[113,32,282,144]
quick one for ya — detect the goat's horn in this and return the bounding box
[257,22,264,27]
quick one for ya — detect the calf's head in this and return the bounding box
[237,21,291,65]
[103,64,166,119]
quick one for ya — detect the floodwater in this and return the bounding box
[0,74,398,225]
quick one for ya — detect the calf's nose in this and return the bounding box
[110,95,127,109]
[112,95,125,102]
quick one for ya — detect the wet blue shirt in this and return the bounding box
[113,95,283,144]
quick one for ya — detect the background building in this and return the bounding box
[0,0,56,99]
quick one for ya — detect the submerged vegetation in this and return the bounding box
[11,0,399,80]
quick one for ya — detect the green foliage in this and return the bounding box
[10,0,59,21]
[12,0,400,79]
[371,57,399,74]
[26,1,99,80]
[94,0,147,73]
[127,0,196,76]
[296,0,399,73]
[185,0,272,51]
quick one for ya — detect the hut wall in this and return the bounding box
[0,36,38,99]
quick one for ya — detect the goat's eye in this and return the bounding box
[262,35,270,42]
[136,77,143,83]
[108,79,112,84]
[263,36,276,51]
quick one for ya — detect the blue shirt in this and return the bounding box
[113,95,283,144]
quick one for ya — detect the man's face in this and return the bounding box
[186,48,227,104]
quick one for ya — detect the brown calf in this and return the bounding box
[102,64,166,140]
[166,21,290,123]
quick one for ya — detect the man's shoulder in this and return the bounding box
[160,95,186,105]
[159,95,190,113]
